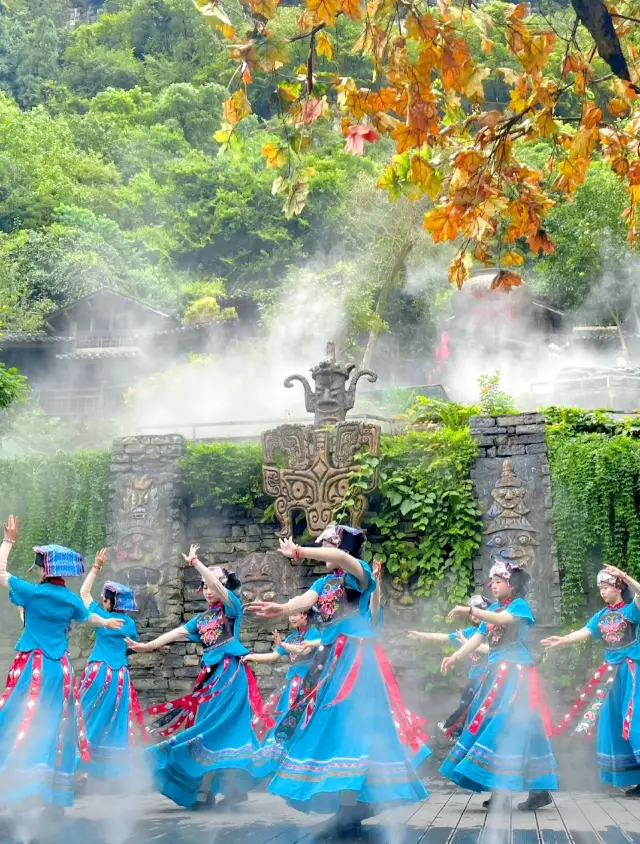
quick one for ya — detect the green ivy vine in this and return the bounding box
[178,441,270,511]
[0,451,110,572]
[339,428,482,613]
[547,409,640,625]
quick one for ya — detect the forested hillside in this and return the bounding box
[0,0,636,359]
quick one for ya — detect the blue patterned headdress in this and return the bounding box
[33,545,85,578]
[103,581,137,613]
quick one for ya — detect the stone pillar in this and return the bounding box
[106,434,189,703]
[469,413,560,628]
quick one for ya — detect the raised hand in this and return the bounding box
[372,559,383,579]
[273,630,282,647]
[4,515,19,543]
[447,605,472,622]
[246,601,285,619]
[457,628,468,644]
[540,635,566,650]
[105,618,124,630]
[407,630,423,640]
[182,544,200,566]
[279,537,298,559]
[603,565,627,582]
[94,548,108,570]
[441,655,457,674]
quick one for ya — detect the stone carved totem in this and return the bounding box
[284,342,378,427]
[112,474,169,617]
[484,459,539,570]
[263,345,381,536]
[262,422,381,537]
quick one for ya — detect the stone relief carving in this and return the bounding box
[262,421,381,537]
[484,459,539,570]
[113,475,168,617]
[234,551,302,604]
[284,341,378,427]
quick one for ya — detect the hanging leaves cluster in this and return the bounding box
[339,428,482,613]
[0,451,110,572]
[197,0,640,285]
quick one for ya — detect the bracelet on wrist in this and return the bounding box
[3,538,15,544]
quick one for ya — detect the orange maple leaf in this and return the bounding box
[423,204,462,242]
[223,90,252,126]
[340,0,362,19]
[391,123,424,153]
[489,269,522,293]
[527,230,556,255]
[306,0,341,25]
[449,250,471,289]
[608,98,630,118]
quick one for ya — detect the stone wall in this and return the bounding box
[469,412,560,628]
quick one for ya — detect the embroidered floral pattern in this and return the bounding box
[197,605,225,648]
[598,610,633,648]
[486,624,506,647]
[317,581,344,623]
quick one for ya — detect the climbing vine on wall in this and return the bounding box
[546,408,640,625]
[0,451,110,572]
[340,428,482,612]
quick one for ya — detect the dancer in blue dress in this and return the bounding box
[542,565,640,796]
[408,595,490,740]
[247,525,430,828]
[0,516,124,810]
[76,548,147,783]
[126,545,274,809]
[440,560,558,811]
[243,612,320,736]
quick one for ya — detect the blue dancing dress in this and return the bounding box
[78,602,147,778]
[440,598,558,793]
[261,626,321,730]
[576,600,640,786]
[266,562,430,813]
[0,576,91,806]
[441,626,488,739]
[145,592,274,807]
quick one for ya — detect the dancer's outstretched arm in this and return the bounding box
[370,559,383,621]
[243,651,280,664]
[448,604,517,626]
[0,515,19,588]
[541,628,592,650]
[80,548,108,608]
[407,631,451,643]
[87,613,124,631]
[126,625,189,652]
[279,537,368,589]
[247,589,320,619]
[441,631,485,673]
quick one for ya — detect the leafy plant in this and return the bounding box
[178,440,270,511]
[478,372,518,416]
[401,396,481,430]
[547,427,640,624]
[0,450,110,572]
[340,428,482,614]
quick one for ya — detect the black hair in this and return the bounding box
[509,569,531,598]
[225,572,242,592]
[623,583,634,604]
[34,552,46,569]
[103,588,117,611]
[340,529,366,558]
